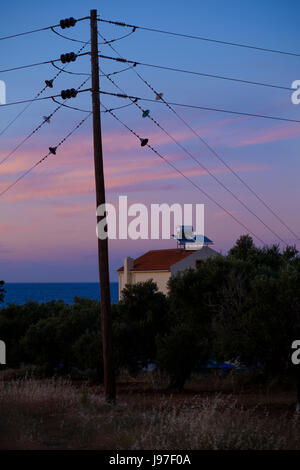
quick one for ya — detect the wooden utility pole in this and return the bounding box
[90,9,116,403]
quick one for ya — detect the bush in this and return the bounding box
[22,297,102,376]
[2,235,300,392]
[113,280,168,374]
[157,324,200,389]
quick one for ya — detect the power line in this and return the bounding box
[100,67,288,245]
[0,78,90,167]
[0,106,60,167]
[3,70,298,123]
[98,17,300,58]
[0,113,92,198]
[51,97,91,113]
[99,90,300,124]
[0,86,48,137]
[52,96,135,113]
[99,27,136,45]
[0,52,90,74]
[157,103,300,243]
[50,27,88,43]
[98,54,292,92]
[0,41,90,137]
[51,61,131,78]
[0,88,90,108]
[101,102,135,113]
[100,35,299,241]
[0,16,90,41]
[51,61,91,76]
[162,104,300,242]
[98,66,133,77]
[50,24,137,45]
[102,102,266,245]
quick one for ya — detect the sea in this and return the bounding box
[1,283,119,306]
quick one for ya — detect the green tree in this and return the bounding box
[114,280,168,374]
[228,234,257,261]
[156,258,223,389]
[214,238,300,378]
[158,237,300,389]
[0,300,65,367]
[22,297,101,375]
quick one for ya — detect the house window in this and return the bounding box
[195,260,202,269]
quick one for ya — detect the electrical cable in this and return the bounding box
[0,88,90,108]
[51,97,91,113]
[0,78,90,167]
[99,90,300,124]
[51,96,135,113]
[102,102,267,245]
[97,17,300,58]
[0,52,90,74]
[0,40,90,137]
[50,62,131,78]
[100,67,288,245]
[98,54,292,92]
[50,27,87,43]
[99,34,299,240]
[0,112,92,198]
[99,27,136,44]
[0,16,89,41]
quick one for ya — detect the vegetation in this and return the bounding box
[0,235,300,390]
[114,281,168,375]
[0,377,300,450]
[160,235,300,386]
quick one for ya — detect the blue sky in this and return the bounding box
[1,0,300,282]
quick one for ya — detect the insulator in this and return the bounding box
[60,17,77,29]
[140,138,149,147]
[45,79,54,88]
[60,52,77,64]
[61,88,78,99]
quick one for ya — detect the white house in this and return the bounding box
[117,245,218,299]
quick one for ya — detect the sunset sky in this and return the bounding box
[1,0,300,282]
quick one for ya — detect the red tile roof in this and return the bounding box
[117,249,194,272]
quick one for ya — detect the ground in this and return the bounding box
[0,370,299,450]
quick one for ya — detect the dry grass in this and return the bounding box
[133,395,300,450]
[0,376,299,450]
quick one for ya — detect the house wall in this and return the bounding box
[170,246,219,276]
[118,272,124,299]
[132,271,171,295]
[118,270,171,299]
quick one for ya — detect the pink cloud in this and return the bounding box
[0,148,268,203]
[53,203,95,218]
[237,125,300,146]
[0,124,270,205]
[199,120,300,148]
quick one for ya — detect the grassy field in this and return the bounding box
[0,371,300,450]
